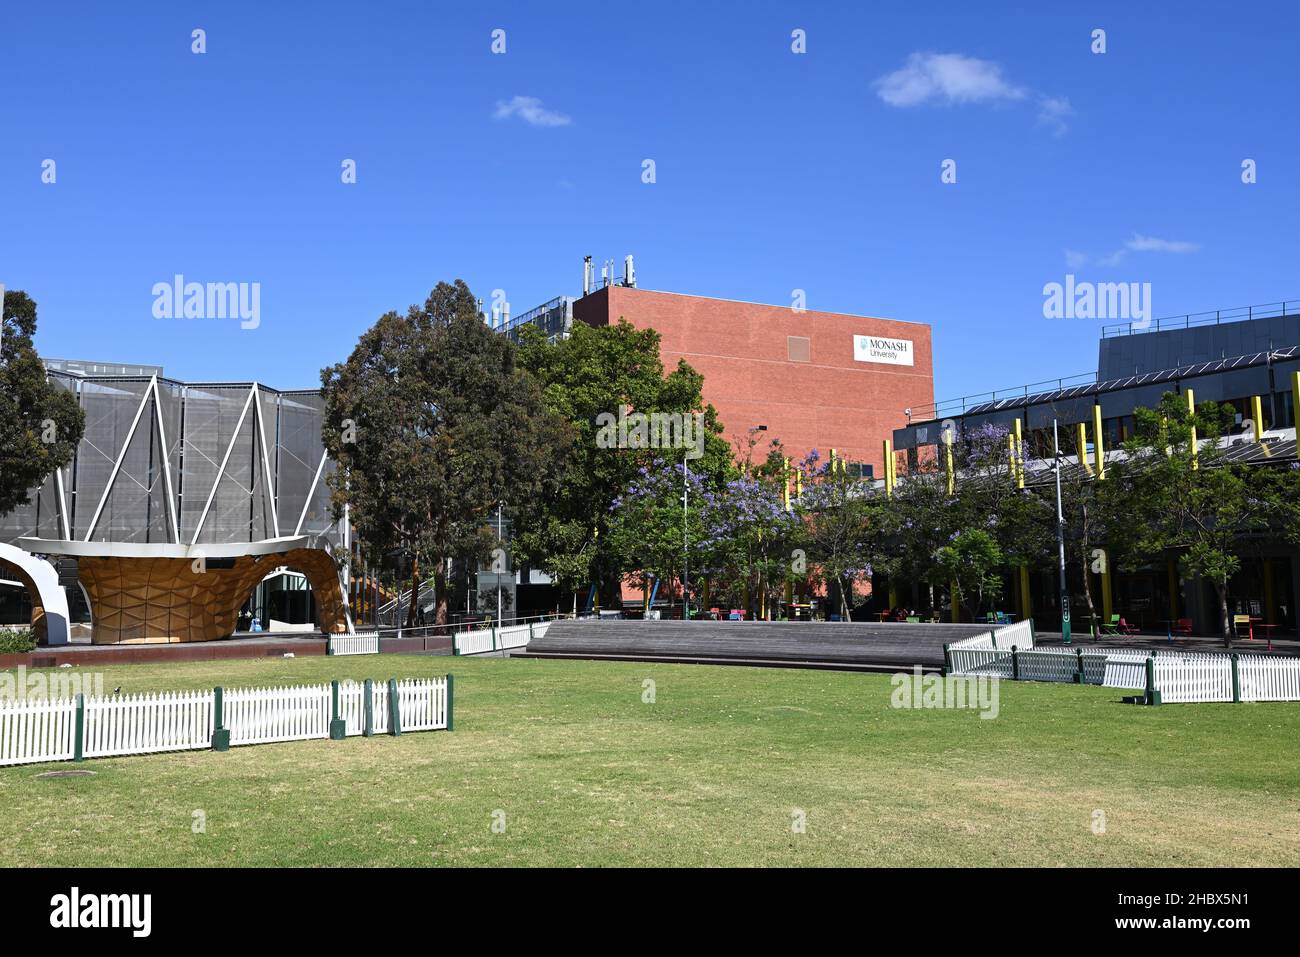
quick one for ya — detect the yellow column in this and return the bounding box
[1251,394,1265,436]
[888,585,899,609]
[944,432,955,496]
[1013,418,1025,489]
[1019,564,1031,622]
[783,457,791,510]
[1100,550,1113,624]
[1092,404,1106,479]
[795,467,802,502]
[1076,421,1093,475]
[644,575,652,614]
[1292,371,1300,430]
[882,440,894,497]
[1186,388,1198,470]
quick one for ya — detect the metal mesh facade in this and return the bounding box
[1,370,340,550]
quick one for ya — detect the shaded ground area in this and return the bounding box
[521,619,993,671]
[1,655,1297,867]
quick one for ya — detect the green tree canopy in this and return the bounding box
[0,291,85,517]
[320,280,570,626]
[513,319,733,606]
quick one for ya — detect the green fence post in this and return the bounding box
[990,630,998,650]
[1075,648,1085,684]
[330,680,346,740]
[1231,653,1241,704]
[73,693,85,762]
[491,625,498,652]
[363,678,374,737]
[388,678,402,736]
[326,636,335,656]
[212,686,230,751]
[1144,657,1162,706]
[942,643,951,677]
[529,621,535,644]
[446,673,455,731]
[1011,645,1020,680]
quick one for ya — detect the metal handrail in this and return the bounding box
[1101,300,1300,338]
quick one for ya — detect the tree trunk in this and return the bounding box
[433,563,449,630]
[1079,546,1097,634]
[840,574,851,621]
[405,555,420,629]
[1215,580,1232,647]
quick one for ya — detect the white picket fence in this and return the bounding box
[85,690,214,757]
[329,632,380,656]
[454,620,551,656]
[948,634,1300,705]
[1154,654,1235,703]
[1240,654,1300,701]
[0,675,452,768]
[0,697,77,767]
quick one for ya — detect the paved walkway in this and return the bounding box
[1033,630,1300,657]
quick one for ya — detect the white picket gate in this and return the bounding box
[84,690,214,758]
[226,684,331,746]
[330,632,380,656]
[1101,651,1160,689]
[0,697,77,767]
[1154,654,1235,703]
[994,619,1035,650]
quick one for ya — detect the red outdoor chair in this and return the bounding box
[1117,617,1140,635]
[1173,618,1193,636]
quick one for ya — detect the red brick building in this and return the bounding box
[573,285,934,476]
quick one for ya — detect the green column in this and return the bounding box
[212,686,230,751]
[363,679,374,737]
[1231,653,1241,704]
[1011,645,1020,681]
[330,680,346,740]
[388,678,402,736]
[1075,648,1085,684]
[1144,656,1161,706]
[446,674,455,731]
[73,693,85,762]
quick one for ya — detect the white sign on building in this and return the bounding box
[853,334,913,366]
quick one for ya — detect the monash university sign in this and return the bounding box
[853,334,913,366]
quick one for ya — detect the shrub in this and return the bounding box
[0,628,37,655]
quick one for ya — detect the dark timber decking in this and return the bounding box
[517,619,996,672]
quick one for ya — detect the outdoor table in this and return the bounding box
[1254,622,1279,651]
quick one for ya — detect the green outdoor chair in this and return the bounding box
[1097,614,1122,636]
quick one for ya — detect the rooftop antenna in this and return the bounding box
[601,261,609,288]
[583,255,593,295]
[623,254,636,288]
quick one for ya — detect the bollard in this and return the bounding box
[1074,647,1085,684]
[1011,645,1020,681]
[1231,653,1241,704]
[1144,656,1162,706]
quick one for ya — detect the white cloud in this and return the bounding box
[1094,234,1202,267]
[1125,234,1200,255]
[493,95,572,128]
[1037,95,1073,137]
[873,52,1026,107]
[1064,249,1088,269]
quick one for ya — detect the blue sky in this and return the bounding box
[3,1,1297,404]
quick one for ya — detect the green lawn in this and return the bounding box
[1,654,1297,866]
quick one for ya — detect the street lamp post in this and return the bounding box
[1052,419,1072,643]
[682,452,690,622]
